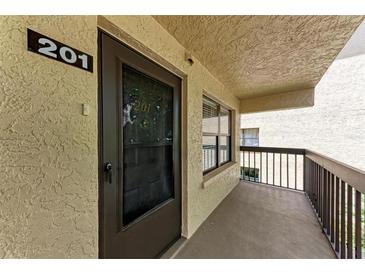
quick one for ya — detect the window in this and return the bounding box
[240,128,259,146]
[202,95,231,174]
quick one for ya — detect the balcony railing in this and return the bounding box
[240,146,365,259]
[240,146,305,190]
[203,144,229,172]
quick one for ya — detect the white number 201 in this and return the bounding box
[38,37,89,70]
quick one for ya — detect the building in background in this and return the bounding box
[241,21,365,172]
[240,128,259,146]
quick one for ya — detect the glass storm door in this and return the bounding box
[100,32,181,258]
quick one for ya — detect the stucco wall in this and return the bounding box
[0,16,98,258]
[241,54,365,172]
[0,15,240,258]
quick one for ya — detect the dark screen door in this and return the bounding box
[100,32,181,258]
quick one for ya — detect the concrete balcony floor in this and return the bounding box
[175,181,336,259]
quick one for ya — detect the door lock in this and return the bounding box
[104,162,113,184]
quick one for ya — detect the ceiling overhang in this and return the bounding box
[154,16,364,112]
[240,88,314,114]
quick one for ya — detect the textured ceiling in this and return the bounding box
[154,16,364,99]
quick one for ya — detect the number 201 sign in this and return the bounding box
[27,29,93,72]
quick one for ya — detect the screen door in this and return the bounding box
[100,32,181,259]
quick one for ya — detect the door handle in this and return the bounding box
[104,162,112,184]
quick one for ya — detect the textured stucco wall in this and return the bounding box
[0,16,98,258]
[241,54,365,172]
[0,15,240,258]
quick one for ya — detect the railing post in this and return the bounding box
[355,190,361,259]
[319,165,322,221]
[311,160,318,211]
[327,170,330,236]
[260,152,262,183]
[340,180,346,259]
[335,177,340,253]
[248,151,251,181]
[242,150,245,180]
[330,173,334,242]
[266,152,268,184]
[347,184,353,259]
[287,153,289,188]
[280,153,282,187]
[323,169,327,230]
[295,154,297,190]
[312,161,315,205]
[254,151,256,182]
[303,155,306,193]
[272,153,275,186]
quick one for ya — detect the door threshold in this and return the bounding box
[159,237,187,259]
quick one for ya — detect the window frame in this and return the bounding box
[202,95,232,175]
[241,128,259,147]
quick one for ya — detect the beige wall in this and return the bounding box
[241,54,365,172]
[0,15,240,258]
[0,16,98,258]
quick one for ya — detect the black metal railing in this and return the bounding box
[240,146,365,259]
[240,146,305,191]
[304,150,365,259]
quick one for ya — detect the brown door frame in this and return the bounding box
[97,28,184,258]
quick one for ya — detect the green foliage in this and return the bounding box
[241,167,259,181]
